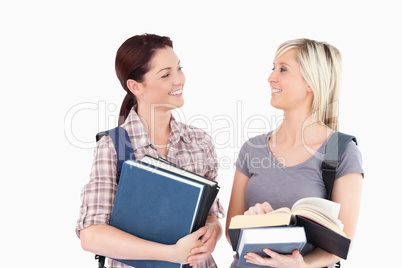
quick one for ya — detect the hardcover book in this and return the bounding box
[237,226,306,266]
[228,197,351,260]
[110,156,219,267]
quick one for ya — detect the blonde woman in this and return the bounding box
[226,39,363,268]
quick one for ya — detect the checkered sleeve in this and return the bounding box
[75,135,118,237]
[202,134,225,219]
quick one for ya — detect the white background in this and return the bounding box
[1,1,400,267]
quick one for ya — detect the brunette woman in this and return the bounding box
[76,34,224,268]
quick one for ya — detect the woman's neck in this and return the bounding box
[137,105,171,147]
[272,110,331,148]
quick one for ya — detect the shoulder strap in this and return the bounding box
[96,126,135,183]
[94,127,135,268]
[322,132,357,200]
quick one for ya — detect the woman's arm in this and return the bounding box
[187,215,222,266]
[332,172,363,246]
[225,169,249,243]
[303,172,363,267]
[244,172,363,267]
[183,132,224,266]
[80,224,207,264]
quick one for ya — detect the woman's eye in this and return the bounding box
[271,67,286,72]
[178,66,183,71]
[162,73,170,78]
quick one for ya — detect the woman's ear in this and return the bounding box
[127,79,143,97]
[307,86,313,93]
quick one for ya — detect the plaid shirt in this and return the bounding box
[76,107,224,268]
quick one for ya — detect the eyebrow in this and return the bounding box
[156,60,181,74]
[274,61,292,67]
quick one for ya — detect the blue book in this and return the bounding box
[237,226,306,267]
[109,157,219,268]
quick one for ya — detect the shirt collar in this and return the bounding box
[122,107,191,151]
[169,116,191,145]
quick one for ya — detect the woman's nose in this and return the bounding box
[173,71,185,86]
[268,71,276,84]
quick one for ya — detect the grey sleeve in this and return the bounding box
[335,141,364,179]
[235,141,251,178]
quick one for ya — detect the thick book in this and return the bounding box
[228,197,351,260]
[237,226,306,266]
[109,157,219,268]
[139,155,220,231]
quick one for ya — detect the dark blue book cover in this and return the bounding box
[109,160,206,268]
[237,226,306,267]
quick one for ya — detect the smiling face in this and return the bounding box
[130,46,185,111]
[268,48,313,114]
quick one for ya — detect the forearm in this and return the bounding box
[303,247,340,268]
[205,215,222,240]
[80,224,176,263]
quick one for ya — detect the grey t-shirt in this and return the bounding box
[231,132,364,268]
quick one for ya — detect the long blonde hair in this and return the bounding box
[274,39,342,131]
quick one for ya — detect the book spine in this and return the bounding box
[193,186,219,231]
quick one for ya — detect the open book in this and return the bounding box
[228,197,351,260]
[230,197,345,236]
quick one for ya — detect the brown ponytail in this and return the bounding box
[115,34,173,125]
[118,92,137,126]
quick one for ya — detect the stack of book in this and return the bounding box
[228,197,351,265]
[110,155,220,268]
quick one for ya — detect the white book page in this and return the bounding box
[292,197,340,218]
[139,156,216,186]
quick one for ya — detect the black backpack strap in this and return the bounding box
[95,255,106,268]
[94,126,135,268]
[322,131,357,200]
